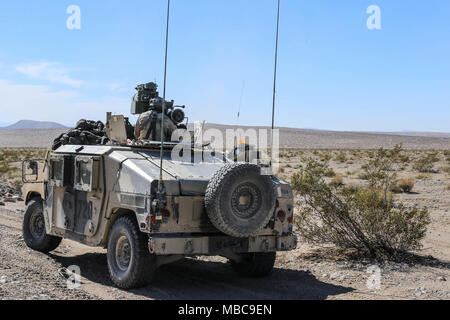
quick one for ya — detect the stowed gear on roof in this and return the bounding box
[52,82,187,150]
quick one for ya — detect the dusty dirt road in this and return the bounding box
[0,203,355,300]
[1,200,449,300]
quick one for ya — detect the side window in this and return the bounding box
[74,157,100,192]
[22,159,44,183]
[52,160,64,181]
[50,157,65,187]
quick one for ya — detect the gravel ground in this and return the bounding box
[0,201,448,300]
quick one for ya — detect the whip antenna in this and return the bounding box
[158,0,171,191]
[270,0,280,168]
[235,80,245,148]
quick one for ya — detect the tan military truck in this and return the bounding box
[22,136,297,289]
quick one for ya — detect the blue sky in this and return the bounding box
[0,0,449,131]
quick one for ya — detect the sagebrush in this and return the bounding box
[292,146,430,260]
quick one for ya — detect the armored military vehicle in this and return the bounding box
[21,83,297,289]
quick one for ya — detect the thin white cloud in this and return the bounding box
[15,62,85,87]
[0,79,129,124]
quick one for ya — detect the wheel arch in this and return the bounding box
[25,191,43,205]
[102,207,140,247]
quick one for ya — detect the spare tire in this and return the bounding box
[205,163,276,238]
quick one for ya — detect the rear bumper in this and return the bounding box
[148,234,297,255]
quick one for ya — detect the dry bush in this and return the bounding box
[320,151,332,162]
[292,146,430,260]
[397,178,415,193]
[335,151,347,163]
[413,153,439,173]
[389,182,403,194]
[440,166,450,175]
[329,174,344,187]
[324,168,336,177]
[416,173,431,180]
[356,171,369,180]
[398,154,410,163]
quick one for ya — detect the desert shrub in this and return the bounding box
[357,171,369,180]
[11,177,22,187]
[389,182,403,194]
[416,174,431,180]
[329,174,344,187]
[444,150,450,157]
[413,153,439,173]
[440,166,450,175]
[320,152,332,162]
[447,184,450,191]
[0,164,9,174]
[351,150,361,158]
[292,147,430,260]
[324,168,336,177]
[280,151,288,159]
[397,178,415,193]
[335,151,347,163]
[413,157,434,173]
[365,151,375,159]
[398,154,410,163]
[342,183,361,194]
[362,145,404,189]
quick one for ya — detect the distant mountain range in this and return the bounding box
[0,119,449,139]
[0,120,67,130]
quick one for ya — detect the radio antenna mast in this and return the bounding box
[158,0,171,192]
[235,80,245,148]
[270,0,281,168]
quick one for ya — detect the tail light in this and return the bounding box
[277,210,286,218]
[161,209,171,218]
[277,210,286,221]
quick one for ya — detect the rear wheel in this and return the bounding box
[107,216,156,289]
[230,252,276,277]
[23,197,62,253]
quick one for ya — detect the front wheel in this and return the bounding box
[107,216,156,289]
[230,252,276,278]
[23,197,62,253]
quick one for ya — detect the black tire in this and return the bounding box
[205,163,276,238]
[22,197,62,253]
[106,216,156,289]
[230,252,276,277]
